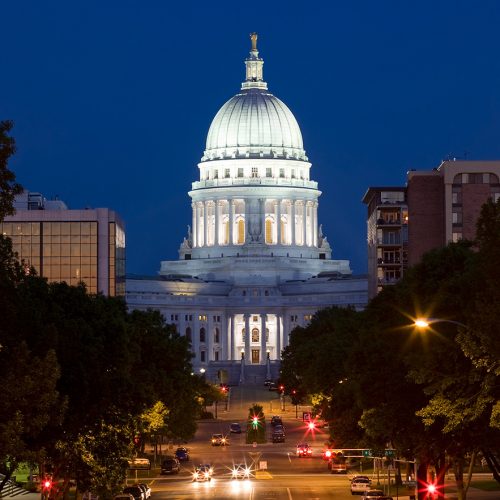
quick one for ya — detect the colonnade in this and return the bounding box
[191,198,318,248]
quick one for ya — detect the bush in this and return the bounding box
[199,410,214,419]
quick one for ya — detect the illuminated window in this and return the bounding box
[304,314,313,321]
[237,219,245,244]
[251,328,259,342]
[198,314,207,321]
[253,315,258,322]
[265,218,273,244]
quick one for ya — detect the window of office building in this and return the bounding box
[214,328,220,343]
[237,168,243,178]
[200,351,206,362]
[185,327,192,342]
[251,328,259,342]
[266,167,272,177]
[251,167,258,178]
[200,327,206,343]
[225,168,230,178]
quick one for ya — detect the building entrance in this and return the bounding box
[251,349,260,364]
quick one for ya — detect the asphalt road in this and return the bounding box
[135,384,497,500]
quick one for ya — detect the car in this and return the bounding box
[273,424,285,433]
[160,457,180,475]
[264,379,273,386]
[296,443,312,457]
[328,452,347,473]
[211,433,228,446]
[136,484,151,499]
[351,475,371,482]
[231,463,251,479]
[268,382,279,391]
[229,422,242,433]
[122,486,144,500]
[127,458,151,470]
[175,447,189,461]
[192,464,213,482]
[361,490,388,500]
[271,429,285,443]
[351,478,372,494]
[271,415,283,427]
[114,495,133,500]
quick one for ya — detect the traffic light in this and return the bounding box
[308,421,315,430]
[279,384,284,393]
[252,416,259,428]
[362,449,372,458]
[42,477,52,497]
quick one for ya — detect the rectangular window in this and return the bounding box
[214,351,219,361]
[225,168,230,178]
[291,169,296,179]
[266,167,272,177]
[452,232,462,242]
[237,168,244,178]
[198,314,207,321]
[251,167,258,178]
[304,314,312,321]
[279,168,285,178]
[200,351,206,362]
[253,315,258,322]
[214,170,218,179]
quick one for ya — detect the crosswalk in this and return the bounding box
[0,474,31,497]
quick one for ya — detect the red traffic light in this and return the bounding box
[308,421,315,430]
[42,479,52,490]
[427,484,437,494]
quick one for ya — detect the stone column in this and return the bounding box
[207,313,213,362]
[193,313,200,364]
[276,313,281,360]
[229,200,234,245]
[229,313,235,360]
[291,201,296,246]
[222,313,229,360]
[302,201,307,246]
[244,313,251,363]
[214,200,220,246]
[192,202,197,248]
[276,200,282,245]
[203,201,208,247]
[260,198,266,243]
[260,313,267,365]
[313,201,318,247]
[244,198,250,243]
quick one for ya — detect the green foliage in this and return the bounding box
[245,404,266,444]
[0,120,22,222]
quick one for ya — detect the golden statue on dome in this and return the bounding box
[250,32,258,51]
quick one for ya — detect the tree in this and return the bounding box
[0,120,22,221]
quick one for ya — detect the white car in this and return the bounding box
[351,478,371,494]
[231,463,251,479]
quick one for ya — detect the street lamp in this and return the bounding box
[414,318,467,329]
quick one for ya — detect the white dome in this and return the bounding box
[202,41,307,162]
[203,89,307,162]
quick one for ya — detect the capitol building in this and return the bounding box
[126,35,367,384]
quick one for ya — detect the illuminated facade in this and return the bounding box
[2,191,125,296]
[126,35,367,383]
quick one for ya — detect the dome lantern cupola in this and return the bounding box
[242,32,267,90]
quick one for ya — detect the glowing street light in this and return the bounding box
[414,318,467,329]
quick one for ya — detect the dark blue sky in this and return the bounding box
[3,1,500,276]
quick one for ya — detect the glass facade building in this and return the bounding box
[2,192,125,296]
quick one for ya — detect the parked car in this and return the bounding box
[136,484,151,499]
[175,447,189,461]
[271,429,285,443]
[192,464,213,482]
[351,477,371,494]
[160,457,180,475]
[361,490,388,500]
[229,422,242,434]
[114,495,133,500]
[268,382,278,391]
[264,379,273,386]
[122,486,144,500]
[271,416,283,427]
[211,433,228,446]
[296,443,312,457]
[231,463,251,479]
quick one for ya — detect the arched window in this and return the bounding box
[214,327,220,343]
[241,328,246,342]
[200,327,206,343]
[237,219,245,244]
[185,327,192,342]
[265,218,273,244]
[251,328,259,343]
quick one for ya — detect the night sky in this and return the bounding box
[3,1,500,276]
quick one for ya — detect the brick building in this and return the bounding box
[363,160,500,298]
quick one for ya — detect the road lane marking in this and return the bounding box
[287,487,293,499]
[255,471,273,479]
